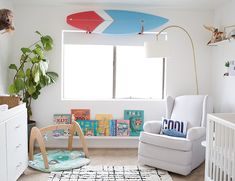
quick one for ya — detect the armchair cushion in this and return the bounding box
[186,127,206,141]
[143,121,162,134]
[139,132,192,151]
[170,95,206,129]
[161,118,187,138]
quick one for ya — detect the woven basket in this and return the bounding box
[0,96,21,108]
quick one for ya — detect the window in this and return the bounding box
[62,33,165,100]
[63,44,113,100]
[116,46,164,99]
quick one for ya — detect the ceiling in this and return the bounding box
[12,0,231,9]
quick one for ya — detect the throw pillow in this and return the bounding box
[161,118,187,138]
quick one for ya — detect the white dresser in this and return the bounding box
[0,104,28,181]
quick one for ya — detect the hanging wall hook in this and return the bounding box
[138,20,144,35]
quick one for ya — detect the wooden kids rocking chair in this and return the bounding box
[29,120,89,170]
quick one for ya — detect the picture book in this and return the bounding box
[95,114,113,121]
[116,120,130,136]
[95,114,113,136]
[97,120,110,136]
[71,109,90,120]
[53,114,71,137]
[124,110,144,136]
[76,120,98,136]
[109,120,117,136]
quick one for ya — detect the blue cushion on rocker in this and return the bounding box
[162,129,186,138]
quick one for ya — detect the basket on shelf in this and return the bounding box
[0,96,21,108]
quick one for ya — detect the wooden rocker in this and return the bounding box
[29,121,89,170]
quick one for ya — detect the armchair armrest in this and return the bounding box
[143,120,162,134]
[186,127,206,141]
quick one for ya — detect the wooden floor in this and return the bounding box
[18,148,204,181]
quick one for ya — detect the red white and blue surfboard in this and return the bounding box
[66,10,168,34]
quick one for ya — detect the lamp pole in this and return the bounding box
[156,25,199,95]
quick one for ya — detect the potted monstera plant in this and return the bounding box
[8,31,58,136]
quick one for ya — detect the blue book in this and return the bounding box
[109,120,117,136]
[76,120,98,136]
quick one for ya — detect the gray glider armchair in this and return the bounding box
[138,95,213,175]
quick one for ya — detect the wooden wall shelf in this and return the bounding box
[208,39,235,46]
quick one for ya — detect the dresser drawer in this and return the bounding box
[0,122,7,181]
[6,110,28,181]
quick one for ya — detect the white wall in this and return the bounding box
[212,0,235,113]
[11,4,213,147]
[0,0,13,94]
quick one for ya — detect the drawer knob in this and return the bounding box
[16,144,21,149]
[15,125,21,129]
[16,162,22,168]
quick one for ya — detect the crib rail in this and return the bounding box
[206,114,235,181]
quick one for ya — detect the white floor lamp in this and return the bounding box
[144,25,199,95]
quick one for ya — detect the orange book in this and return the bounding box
[71,109,90,120]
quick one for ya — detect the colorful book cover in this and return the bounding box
[116,120,130,136]
[95,114,113,136]
[109,120,117,136]
[76,120,98,136]
[53,114,71,137]
[71,109,90,120]
[124,110,144,136]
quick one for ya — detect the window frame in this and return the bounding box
[61,31,166,101]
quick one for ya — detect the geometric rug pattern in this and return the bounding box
[48,165,173,181]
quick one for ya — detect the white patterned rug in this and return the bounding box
[48,165,173,181]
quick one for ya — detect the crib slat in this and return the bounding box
[214,122,219,181]
[209,120,214,179]
[222,125,226,181]
[208,120,212,179]
[225,126,229,181]
[228,128,232,181]
[232,130,235,181]
[218,124,223,180]
[213,122,216,180]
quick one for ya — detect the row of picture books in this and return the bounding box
[53,109,144,137]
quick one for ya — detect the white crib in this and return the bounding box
[205,114,235,181]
